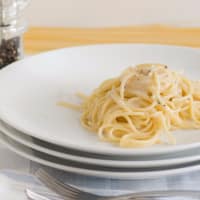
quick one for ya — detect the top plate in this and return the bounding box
[0,44,200,156]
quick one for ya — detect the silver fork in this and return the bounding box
[26,189,51,200]
[35,169,200,200]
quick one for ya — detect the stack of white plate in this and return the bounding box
[0,44,200,180]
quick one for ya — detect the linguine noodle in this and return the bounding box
[60,64,200,148]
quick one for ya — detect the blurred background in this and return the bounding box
[25,0,200,27]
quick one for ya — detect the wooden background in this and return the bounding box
[24,25,200,54]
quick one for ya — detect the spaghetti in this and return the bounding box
[60,64,200,148]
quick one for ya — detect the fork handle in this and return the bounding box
[101,190,200,200]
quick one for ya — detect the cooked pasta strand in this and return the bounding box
[61,64,200,148]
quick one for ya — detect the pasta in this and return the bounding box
[60,64,200,148]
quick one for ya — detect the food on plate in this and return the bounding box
[60,64,200,148]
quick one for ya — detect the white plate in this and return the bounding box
[2,117,200,168]
[0,44,200,156]
[1,129,200,180]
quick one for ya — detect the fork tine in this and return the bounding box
[35,169,99,200]
[36,169,83,194]
[36,169,87,198]
[36,170,77,200]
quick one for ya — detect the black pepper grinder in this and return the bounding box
[0,0,30,68]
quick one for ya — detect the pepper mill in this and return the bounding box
[0,0,30,68]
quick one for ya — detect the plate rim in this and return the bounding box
[2,119,200,168]
[1,128,200,180]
